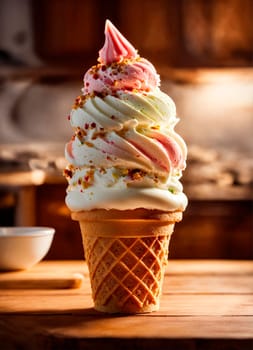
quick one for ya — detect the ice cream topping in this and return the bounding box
[98,19,138,64]
[83,20,160,95]
[64,20,187,211]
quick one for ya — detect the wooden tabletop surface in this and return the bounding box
[0,260,252,350]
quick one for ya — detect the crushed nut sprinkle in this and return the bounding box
[121,169,129,176]
[128,169,146,181]
[91,130,106,140]
[63,168,73,179]
[93,91,107,98]
[76,127,87,142]
[84,122,97,130]
[151,125,160,130]
[154,175,159,183]
[84,141,94,148]
[81,169,95,189]
[72,95,88,109]
[99,168,106,174]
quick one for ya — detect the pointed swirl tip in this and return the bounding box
[99,20,138,64]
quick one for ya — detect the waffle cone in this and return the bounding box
[72,209,182,313]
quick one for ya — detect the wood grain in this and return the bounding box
[0,260,252,350]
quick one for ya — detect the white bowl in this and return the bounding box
[0,227,55,271]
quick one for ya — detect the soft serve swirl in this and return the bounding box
[64,20,187,211]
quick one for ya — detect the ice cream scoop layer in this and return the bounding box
[83,20,160,95]
[65,20,187,212]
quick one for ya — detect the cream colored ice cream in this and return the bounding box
[64,20,187,213]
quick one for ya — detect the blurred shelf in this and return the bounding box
[184,183,252,201]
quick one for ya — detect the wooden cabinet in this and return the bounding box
[31,0,253,67]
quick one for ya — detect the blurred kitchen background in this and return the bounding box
[0,0,252,259]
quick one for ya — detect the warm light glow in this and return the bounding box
[31,170,46,185]
[56,204,70,217]
[192,80,252,110]
[194,69,253,84]
[55,157,68,171]
[166,69,253,154]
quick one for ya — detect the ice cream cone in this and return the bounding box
[72,209,182,313]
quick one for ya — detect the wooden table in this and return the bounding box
[0,260,252,350]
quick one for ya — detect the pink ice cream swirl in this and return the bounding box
[83,20,160,95]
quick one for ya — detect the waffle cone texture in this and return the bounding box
[72,209,182,313]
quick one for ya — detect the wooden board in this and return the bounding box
[0,260,253,350]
